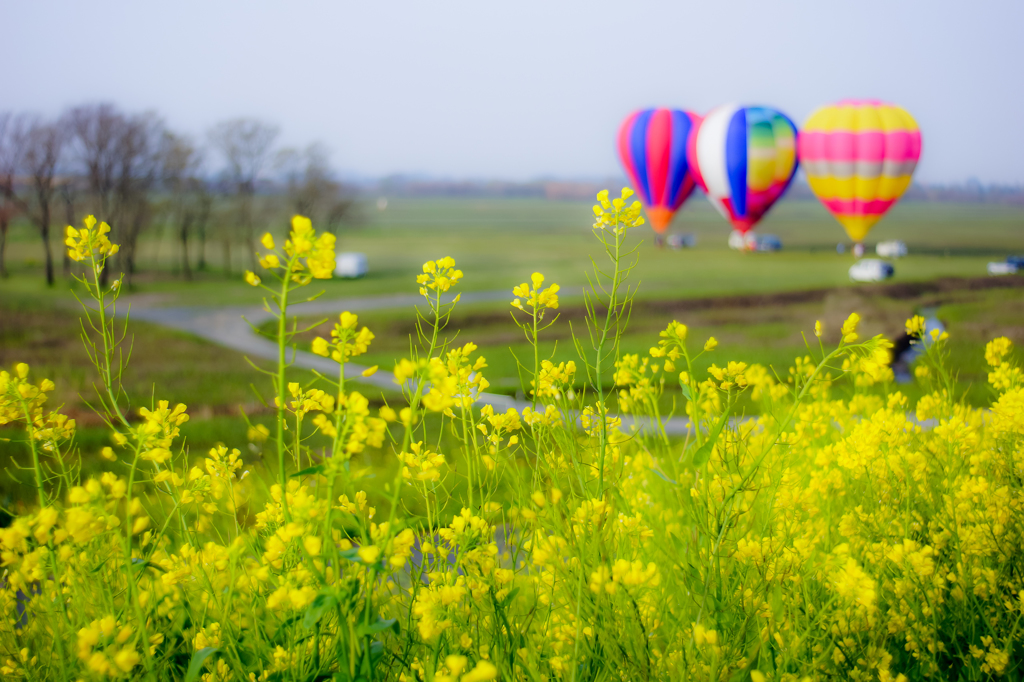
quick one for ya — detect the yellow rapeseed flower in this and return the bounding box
[358,545,381,564]
[841,312,861,343]
[417,256,463,296]
[511,271,560,314]
[65,216,119,263]
[905,315,926,337]
[592,187,644,232]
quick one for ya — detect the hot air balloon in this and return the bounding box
[617,108,702,238]
[799,100,921,255]
[689,105,799,247]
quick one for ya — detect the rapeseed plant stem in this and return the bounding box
[532,306,540,410]
[82,246,129,429]
[587,188,643,494]
[275,265,293,522]
[16,394,48,509]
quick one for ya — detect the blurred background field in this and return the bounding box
[3,196,1023,483]
[3,196,1022,303]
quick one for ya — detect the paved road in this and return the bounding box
[123,291,944,436]
[123,289,695,434]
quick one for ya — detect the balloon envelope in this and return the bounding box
[689,105,799,234]
[618,108,701,233]
[799,99,921,242]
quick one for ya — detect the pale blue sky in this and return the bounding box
[4,0,1021,183]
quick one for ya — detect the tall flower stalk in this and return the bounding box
[575,187,644,494]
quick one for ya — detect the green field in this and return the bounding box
[2,196,1023,504]
[2,197,1022,307]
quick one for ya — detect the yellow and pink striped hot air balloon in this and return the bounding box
[798,100,921,246]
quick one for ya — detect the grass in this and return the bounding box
[2,198,1022,308]
[0,297,270,418]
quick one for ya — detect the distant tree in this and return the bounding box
[65,104,164,285]
[208,118,279,273]
[0,112,23,278]
[57,175,83,277]
[8,116,66,285]
[111,112,164,283]
[276,142,357,237]
[65,104,122,222]
[161,131,207,279]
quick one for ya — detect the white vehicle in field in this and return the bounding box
[728,231,781,251]
[849,258,894,282]
[987,261,1018,275]
[728,230,755,250]
[667,233,697,249]
[876,240,908,258]
[334,252,369,278]
[753,234,782,252]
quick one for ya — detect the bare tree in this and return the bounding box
[0,112,22,278]
[111,112,164,282]
[208,118,278,273]
[65,104,122,222]
[8,117,66,285]
[58,175,83,276]
[276,143,357,236]
[65,104,164,285]
[161,131,207,279]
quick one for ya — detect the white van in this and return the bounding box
[849,258,894,282]
[987,261,1018,276]
[334,253,369,278]
[876,240,908,258]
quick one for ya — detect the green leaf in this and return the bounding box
[302,592,338,630]
[369,640,385,664]
[291,465,325,478]
[680,383,693,402]
[692,414,729,467]
[356,618,399,638]
[130,558,167,573]
[648,467,677,485]
[500,587,521,608]
[683,562,703,586]
[184,647,219,682]
[691,441,714,467]
[338,548,362,563]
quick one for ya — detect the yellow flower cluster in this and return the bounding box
[986,336,1021,391]
[417,256,463,296]
[7,212,1024,681]
[245,215,336,286]
[533,359,575,399]
[511,272,560,313]
[65,215,119,264]
[399,441,446,482]
[421,343,490,414]
[5,310,1022,680]
[0,364,75,452]
[311,311,375,363]
[592,187,645,232]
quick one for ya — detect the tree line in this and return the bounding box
[0,104,355,286]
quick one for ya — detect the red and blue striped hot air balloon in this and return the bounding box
[617,108,702,234]
[688,104,799,238]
